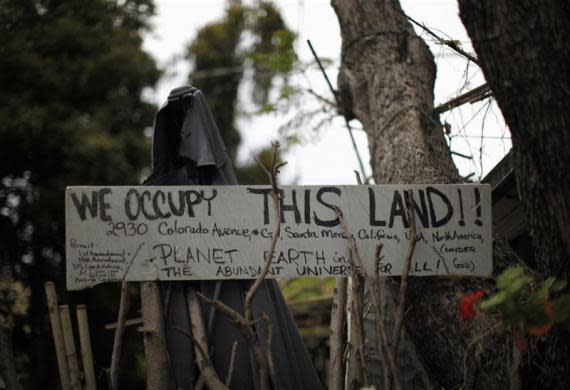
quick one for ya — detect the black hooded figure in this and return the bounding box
[143,86,323,390]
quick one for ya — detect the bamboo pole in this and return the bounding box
[60,305,82,390]
[76,305,97,390]
[45,282,71,390]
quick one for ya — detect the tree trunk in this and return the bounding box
[458,1,570,388]
[332,1,518,388]
[457,0,570,278]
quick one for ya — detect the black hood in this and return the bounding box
[145,85,237,185]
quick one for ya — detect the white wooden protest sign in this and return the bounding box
[65,184,492,290]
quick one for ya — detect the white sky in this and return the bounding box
[143,0,511,185]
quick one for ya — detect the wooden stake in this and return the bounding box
[76,305,97,390]
[109,281,131,390]
[45,282,71,390]
[328,277,347,390]
[140,282,170,390]
[60,305,82,390]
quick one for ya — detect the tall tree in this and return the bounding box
[186,0,296,183]
[332,0,523,388]
[459,1,570,388]
[0,0,160,387]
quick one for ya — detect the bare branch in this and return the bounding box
[261,313,282,390]
[186,288,229,390]
[395,9,479,65]
[435,83,491,115]
[304,87,336,107]
[188,143,284,390]
[246,142,283,323]
[196,292,271,390]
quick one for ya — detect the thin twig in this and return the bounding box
[305,87,336,107]
[395,9,479,65]
[246,142,284,324]
[225,341,239,387]
[261,313,282,390]
[109,281,130,390]
[193,143,283,390]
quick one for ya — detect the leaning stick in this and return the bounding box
[109,281,131,390]
[76,305,96,390]
[59,305,82,390]
[45,282,71,390]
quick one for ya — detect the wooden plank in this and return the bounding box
[65,184,493,290]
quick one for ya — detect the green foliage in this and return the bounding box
[0,0,160,266]
[0,0,159,387]
[249,2,297,105]
[480,266,570,335]
[280,277,335,302]
[0,278,30,327]
[186,0,296,183]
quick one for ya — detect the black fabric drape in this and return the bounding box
[143,86,322,390]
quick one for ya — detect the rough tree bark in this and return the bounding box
[332,1,519,388]
[459,1,570,388]
[458,0,570,279]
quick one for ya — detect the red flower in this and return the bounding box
[460,290,485,321]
